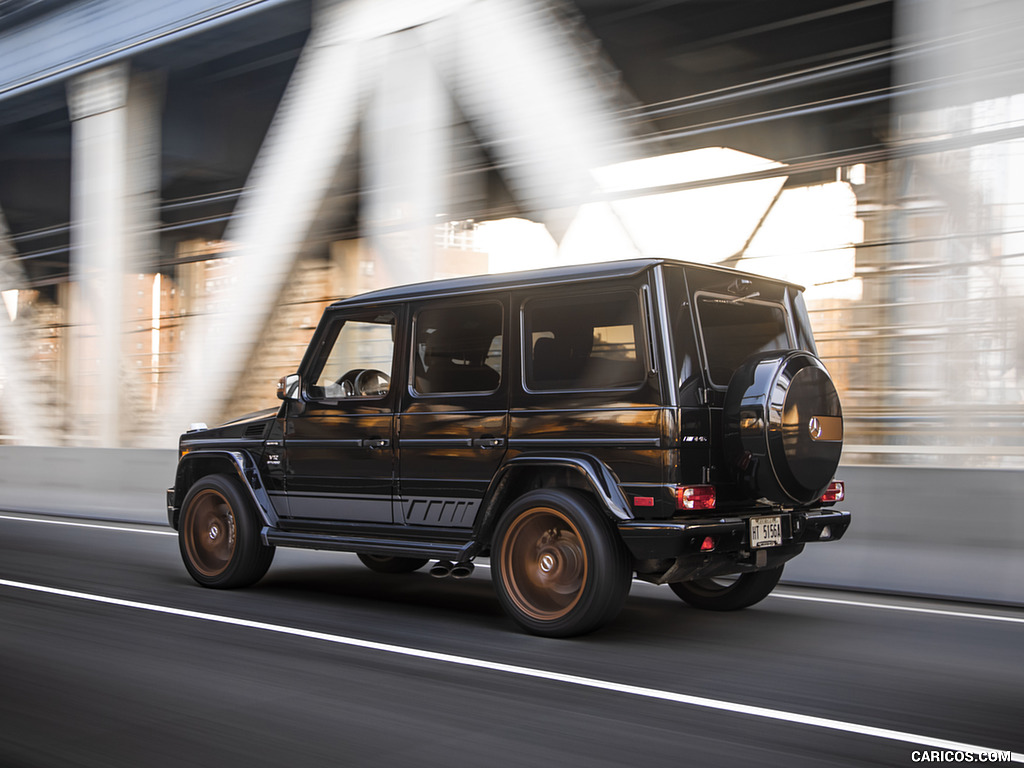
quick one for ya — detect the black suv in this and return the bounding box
[168,258,850,636]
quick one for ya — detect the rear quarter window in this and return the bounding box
[696,294,792,387]
[524,291,645,392]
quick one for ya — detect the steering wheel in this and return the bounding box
[334,370,359,397]
[354,369,391,397]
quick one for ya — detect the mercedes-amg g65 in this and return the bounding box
[167,258,850,636]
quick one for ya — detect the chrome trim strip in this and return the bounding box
[507,437,662,447]
[398,438,474,447]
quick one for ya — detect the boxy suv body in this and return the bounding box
[168,258,850,636]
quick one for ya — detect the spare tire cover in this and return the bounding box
[723,350,843,504]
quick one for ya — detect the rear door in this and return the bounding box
[397,296,508,529]
[509,281,668,505]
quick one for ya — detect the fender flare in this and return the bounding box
[170,450,279,530]
[469,452,632,556]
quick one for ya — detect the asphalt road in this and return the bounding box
[1,511,1021,768]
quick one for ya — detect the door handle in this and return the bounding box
[361,438,390,449]
[472,436,504,449]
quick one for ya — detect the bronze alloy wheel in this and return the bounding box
[492,489,632,636]
[183,489,237,578]
[500,506,588,621]
[178,474,274,589]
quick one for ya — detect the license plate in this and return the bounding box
[749,516,782,548]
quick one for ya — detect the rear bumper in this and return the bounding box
[618,509,851,561]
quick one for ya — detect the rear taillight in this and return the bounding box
[676,485,716,511]
[821,480,845,504]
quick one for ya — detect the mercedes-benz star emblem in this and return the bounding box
[808,416,822,440]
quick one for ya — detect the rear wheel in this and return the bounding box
[669,566,783,611]
[492,489,631,637]
[179,474,274,588]
[357,554,429,574]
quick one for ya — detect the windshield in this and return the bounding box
[696,294,792,387]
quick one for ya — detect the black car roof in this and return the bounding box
[328,257,802,308]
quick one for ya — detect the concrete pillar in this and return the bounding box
[67,63,162,447]
[68,63,129,447]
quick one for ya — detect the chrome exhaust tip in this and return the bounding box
[429,560,453,578]
[450,561,475,579]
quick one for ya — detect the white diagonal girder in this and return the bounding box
[164,0,635,436]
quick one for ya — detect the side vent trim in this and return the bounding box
[244,423,268,439]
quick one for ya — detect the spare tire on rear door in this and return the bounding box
[723,350,843,505]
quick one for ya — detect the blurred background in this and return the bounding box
[1,0,1022,463]
[1,0,1022,603]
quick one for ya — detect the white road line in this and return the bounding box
[2,513,1021,626]
[768,592,1024,625]
[0,577,1021,763]
[0,513,176,536]
[481,561,1024,625]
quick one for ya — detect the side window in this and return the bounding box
[306,313,395,400]
[412,302,503,395]
[524,291,645,392]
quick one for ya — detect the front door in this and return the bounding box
[283,308,400,523]
[397,297,508,528]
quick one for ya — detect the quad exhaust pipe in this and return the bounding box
[430,560,475,579]
[429,560,453,578]
[450,561,475,579]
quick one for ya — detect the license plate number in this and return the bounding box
[750,516,782,548]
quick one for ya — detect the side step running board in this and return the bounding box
[262,527,469,561]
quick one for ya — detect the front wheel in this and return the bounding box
[491,489,632,637]
[669,566,783,611]
[179,474,274,589]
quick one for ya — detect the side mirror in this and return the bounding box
[277,373,301,401]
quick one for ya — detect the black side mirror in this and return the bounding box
[277,373,301,401]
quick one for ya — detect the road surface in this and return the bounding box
[1,511,1021,767]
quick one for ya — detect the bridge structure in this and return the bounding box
[0,0,1022,462]
[1,0,1023,606]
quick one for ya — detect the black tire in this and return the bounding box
[491,489,632,637]
[357,554,429,574]
[669,566,783,611]
[178,474,274,589]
